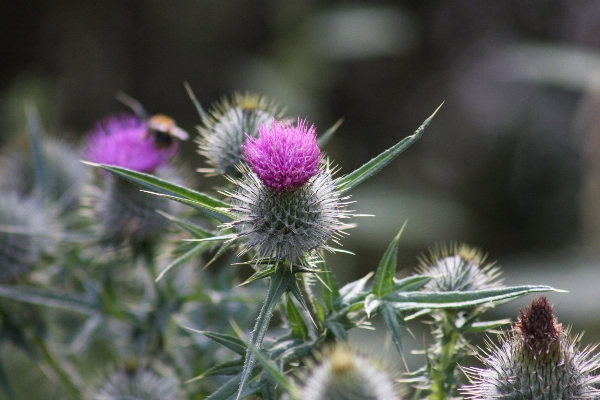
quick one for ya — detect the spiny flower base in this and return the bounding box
[226,165,349,263]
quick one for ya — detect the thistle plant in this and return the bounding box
[0,90,582,400]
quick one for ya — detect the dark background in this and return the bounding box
[2,0,600,383]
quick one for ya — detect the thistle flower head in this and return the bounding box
[90,366,182,400]
[417,243,502,292]
[299,344,400,400]
[196,93,282,176]
[244,118,321,192]
[225,162,350,264]
[85,113,178,173]
[462,296,600,400]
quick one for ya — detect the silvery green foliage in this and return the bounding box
[91,367,183,400]
[299,345,400,400]
[88,166,183,256]
[197,93,283,176]
[462,297,600,400]
[224,164,351,263]
[0,138,88,214]
[0,192,52,283]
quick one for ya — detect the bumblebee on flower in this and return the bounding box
[223,117,351,265]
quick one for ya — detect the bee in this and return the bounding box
[147,114,189,149]
[116,92,189,149]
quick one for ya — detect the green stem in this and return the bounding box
[33,336,83,400]
[428,312,461,400]
[237,264,292,399]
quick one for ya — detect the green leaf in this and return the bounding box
[238,266,294,399]
[285,294,309,340]
[383,285,560,311]
[364,294,381,317]
[461,319,511,334]
[182,328,247,356]
[392,275,432,292]
[339,272,373,306]
[205,374,246,400]
[314,299,327,324]
[83,162,233,222]
[320,259,340,312]
[379,302,404,356]
[325,320,349,340]
[0,286,99,316]
[239,264,277,286]
[337,103,443,193]
[155,241,212,282]
[318,118,343,147]
[156,210,213,238]
[373,224,406,298]
[187,359,243,381]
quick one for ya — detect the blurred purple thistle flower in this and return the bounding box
[85,114,177,173]
[244,118,321,191]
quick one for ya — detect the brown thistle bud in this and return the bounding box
[462,296,600,400]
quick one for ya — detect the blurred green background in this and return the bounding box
[2,0,600,396]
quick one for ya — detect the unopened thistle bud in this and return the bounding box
[299,344,400,400]
[462,296,600,399]
[417,243,501,292]
[90,366,183,400]
[84,113,185,254]
[196,93,282,176]
[224,118,351,263]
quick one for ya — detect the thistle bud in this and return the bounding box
[299,344,400,400]
[196,93,282,176]
[224,119,350,263]
[417,243,501,292]
[462,296,600,399]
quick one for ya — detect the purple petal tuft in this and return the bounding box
[244,118,321,191]
[85,114,177,173]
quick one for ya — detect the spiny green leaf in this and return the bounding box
[239,264,277,286]
[83,162,233,222]
[321,258,340,312]
[187,359,243,382]
[461,319,511,334]
[383,285,560,311]
[392,275,432,292]
[156,210,213,238]
[364,294,381,317]
[337,103,443,193]
[286,294,309,340]
[339,272,373,306]
[373,224,406,298]
[182,328,247,356]
[379,302,404,356]
[155,241,212,282]
[318,118,343,147]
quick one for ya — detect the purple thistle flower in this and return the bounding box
[85,114,177,173]
[244,118,321,191]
